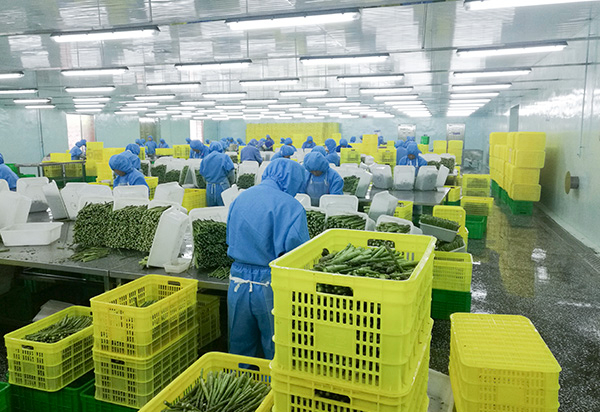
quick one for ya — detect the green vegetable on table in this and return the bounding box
[161,370,270,412]
[141,162,149,176]
[237,174,255,189]
[306,210,326,238]
[436,235,465,252]
[178,165,190,186]
[325,214,366,230]
[342,176,360,195]
[73,202,113,248]
[106,205,148,250]
[208,266,230,280]
[419,214,460,231]
[192,219,233,271]
[25,315,92,343]
[195,170,207,189]
[427,161,441,170]
[151,164,167,184]
[376,222,411,234]
[230,154,239,164]
[70,247,110,262]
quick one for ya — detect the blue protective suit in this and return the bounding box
[109,153,148,188]
[398,142,427,172]
[312,146,327,156]
[0,153,19,190]
[136,139,145,147]
[227,158,310,359]
[284,137,297,152]
[396,145,408,165]
[158,139,169,148]
[271,145,294,160]
[280,138,285,144]
[240,139,262,164]
[324,138,340,166]
[301,136,316,150]
[190,140,207,159]
[257,139,266,150]
[335,138,352,153]
[145,136,157,155]
[378,136,385,146]
[303,152,344,206]
[350,136,357,143]
[125,144,141,170]
[237,138,246,147]
[199,142,235,206]
[70,140,86,160]
[185,137,192,144]
[265,136,274,151]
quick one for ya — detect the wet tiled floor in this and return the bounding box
[430,199,600,411]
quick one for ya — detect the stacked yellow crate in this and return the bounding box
[418,143,429,154]
[361,134,379,156]
[462,174,491,198]
[376,147,396,168]
[448,140,464,165]
[488,132,507,188]
[433,140,447,154]
[173,145,190,159]
[505,132,546,202]
[85,142,104,176]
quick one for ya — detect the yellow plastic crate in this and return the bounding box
[94,328,198,409]
[197,294,221,348]
[272,323,431,412]
[138,352,272,412]
[433,140,447,154]
[145,176,158,200]
[173,145,190,159]
[489,132,508,148]
[90,275,198,357]
[458,226,469,250]
[271,230,435,395]
[51,152,71,162]
[182,188,206,211]
[450,313,560,411]
[139,146,146,160]
[445,185,462,202]
[156,148,174,156]
[85,160,97,176]
[513,132,546,151]
[495,145,508,161]
[394,200,414,220]
[103,148,124,161]
[462,174,490,189]
[509,183,541,202]
[509,149,545,168]
[460,196,493,216]
[65,161,83,177]
[87,141,103,151]
[42,161,62,178]
[448,140,463,152]
[340,147,361,164]
[376,148,397,167]
[432,252,473,292]
[433,205,466,228]
[417,144,429,154]
[504,163,540,185]
[5,306,93,392]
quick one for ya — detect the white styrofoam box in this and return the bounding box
[42,181,69,220]
[355,170,373,198]
[368,190,399,222]
[415,166,438,191]
[295,193,311,208]
[60,183,89,220]
[169,157,188,172]
[254,161,270,185]
[186,158,202,170]
[339,163,359,170]
[325,209,375,231]
[238,160,259,176]
[113,185,149,201]
[370,164,393,189]
[148,200,187,213]
[260,152,273,161]
[189,206,228,223]
[0,191,32,230]
[17,177,49,213]
[1,222,63,246]
[221,184,240,207]
[364,155,375,165]
[420,223,457,242]
[147,207,191,269]
[393,165,416,190]
[421,153,441,163]
[154,182,184,205]
[428,370,454,412]
[436,165,450,188]
[113,198,149,211]
[376,215,415,233]
[152,156,172,167]
[319,194,358,213]
[0,179,8,192]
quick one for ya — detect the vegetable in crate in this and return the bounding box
[178,165,189,186]
[436,235,465,252]
[237,173,255,189]
[164,169,181,183]
[419,214,460,231]
[151,164,167,184]
[325,214,366,230]
[306,210,326,238]
[161,370,270,412]
[73,202,113,248]
[376,222,411,233]
[342,175,360,195]
[192,219,233,270]
[25,314,92,343]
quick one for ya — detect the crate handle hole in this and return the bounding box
[237,362,260,372]
[314,389,350,404]
[21,345,34,350]
[111,359,125,365]
[167,280,182,287]
[316,283,353,297]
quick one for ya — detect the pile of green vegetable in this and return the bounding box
[419,214,460,231]
[436,235,465,252]
[312,244,418,283]
[237,174,255,189]
[141,162,149,176]
[74,202,113,247]
[230,154,239,164]
[427,160,441,170]
[306,210,326,238]
[164,169,181,183]
[106,205,148,250]
[178,166,190,186]
[161,370,270,412]
[195,170,207,189]
[25,315,92,343]
[208,266,230,280]
[376,222,411,233]
[192,219,232,271]
[325,214,366,230]
[137,206,170,252]
[71,247,110,262]
[343,176,360,195]
[440,157,455,172]
[151,164,167,184]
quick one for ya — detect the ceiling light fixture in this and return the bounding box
[300,53,389,66]
[51,26,159,42]
[181,101,217,106]
[147,82,201,90]
[279,89,328,97]
[14,98,51,104]
[175,59,252,71]
[325,102,361,107]
[0,88,37,95]
[215,105,246,110]
[146,113,168,117]
[453,68,532,78]
[61,67,128,76]
[203,92,248,99]
[26,105,55,109]
[75,104,105,109]
[451,92,499,98]
[134,94,176,101]
[0,71,25,80]
[240,77,300,86]
[457,41,567,57]
[121,107,148,111]
[268,103,302,109]
[337,73,404,83]
[464,0,596,10]
[73,97,110,103]
[359,87,413,94]
[115,111,136,115]
[65,86,115,93]
[449,99,491,104]
[306,97,347,103]
[166,107,196,111]
[452,83,512,91]
[225,8,360,30]
[373,94,419,101]
[125,102,160,107]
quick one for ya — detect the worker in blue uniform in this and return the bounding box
[398,142,427,172]
[324,138,340,166]
[125,144,141,170]
[395,140,408,165]
[271,145,294,160]
[279,137,285,145]
[199,142,235,206]
[335,138,352,153]
[240,139,262,164]
[158,139,169,148]
[284,137,297,152]
[311,146,327,156]
[265,135,274,151]
[227,158,310,359]
[350,136,357,143]
[301,136,316,150]
[189,140,207,159]
[109,153,148,188]
[378,135,385,146]
[70,139,86,160]
[257,138,266,150]
[0,153,19,190]
[136,139,145,147]
[237,138,246,147]
[185,137,191,144]
[302,152,344,206]
[145,136,157,156]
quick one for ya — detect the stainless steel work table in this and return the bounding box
[362,186,451,207]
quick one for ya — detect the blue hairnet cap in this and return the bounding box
[407,136,416,142]
[303,152,330,174]
[126,143,141,155]
[249,139,259,146]
[148,135,153,140]
[284,137,293,145]
[307,136,313,142]
[340,138,348,146]
[312,146,327,156]
[262,158,307,197]
[160,138,166,143]
[209,141,224,153]
[406,142,420,156]
[190,140,204,151]
[279,145,294,158]
[80,139,87,146]
[280,138,285,143]
[394,140,405,149]
[186,137,191,143]
[0,153,4,164]
[109,153,134,174]
[350,136,356,143]
[324,138,336,152]
[237,138,245,144]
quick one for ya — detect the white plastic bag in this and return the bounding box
[393,166,416,190]
[415,166,438,191]
[370,164,393,189]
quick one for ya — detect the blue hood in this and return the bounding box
[339,138,348,146]
[324,138,336,153]
[306,136,313,142]
[190,140,204,151]
[303,152,330,174]
[284,137,293,145]
[209,141,224,153]
[262,158,307,197]
[395,140,406,149]
[249,139,259,147]
[279,145,294,158]
[350,136,356,143]
[126,143,140,155]
[109,153,134,174]
[406,142,420,156]
[0,153,4,164]
[312,146,327,155]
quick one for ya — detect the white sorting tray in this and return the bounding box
[1,222,63,246]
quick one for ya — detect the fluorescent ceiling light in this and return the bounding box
[240,77,300,87]
[373,94,419,101]
[125,102,160,107]
[451,92,499,98]
[306,97,347,103]
[390,101,426,106]
[193,116,210,120]
[51,26,159,43]
[147,82,201,90]
[75,104,105,109]
[457,42,567,57]
[203,92,247,99]
[216,105,246,110]
[268,104,301,109]
[14,98,51,104]
[449,99,490,104]
[453,68,531,78]
[26,105,55,109]
[65,86,115,93]
[166,107,196,111]
[325,102,361,107]
[359,87,413,94]
[73,97,110,103]
[121,107,148,111]
[243,108,269,113]
[406,113,432,117]
[337,74,404,84]
[452,84,511,91]
[464,0,596,10]
[279,89,328,97]
[134,94,176,101]
[146,113,167,117]
[175,59,252,71]
[300,53,389,66]
[61,67,128,76]
[241,99,278,105]
[181,101,217,106]
[226,9,360,30]
[0,88,37,95]
[76,109,102,113]
[0,71,24,80]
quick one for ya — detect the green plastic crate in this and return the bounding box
[6,163,18,174]
[431,288,471,320]
[0,382,10,412]
[507,197,534,216]
[491,180,500,198]
[445,200,461,206]
[11,372,93,412]
[80,382,136,412]
[465,215,487,239]
[500,187,509,204]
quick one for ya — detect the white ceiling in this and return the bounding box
[0,0,598,118]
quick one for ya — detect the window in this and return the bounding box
[66,114,95,149]
[190,120,204,142]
